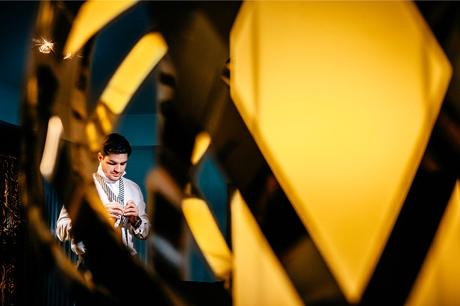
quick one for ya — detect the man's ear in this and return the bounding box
[97,152,104,162]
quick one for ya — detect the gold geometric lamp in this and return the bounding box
[231,1,452,303]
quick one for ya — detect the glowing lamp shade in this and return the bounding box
[100,32,167,114]
[191,131,211,165]
[230,1,451,303]
[182,197,232,280]
[231,191,303,306]
[406,183,460,306]
[40,116,64,180]
[64,0,138,56]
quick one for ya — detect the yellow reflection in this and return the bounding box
[182,197,231,280]
[406,182,460,306]
[191,131,211,165]
[100,32,168,114]
[64,0,138,55]
[95,104,112,134]
[38,1,53,29]
[231,2,451,302]
[85,121,99,152]
[27,76,38,106]
[231,191,303,306]
[40,116,64,179]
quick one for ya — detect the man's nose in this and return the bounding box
[114,165,121,172]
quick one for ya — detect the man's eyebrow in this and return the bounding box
[108,159,128,163]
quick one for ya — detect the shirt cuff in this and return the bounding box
[133,216,142,229]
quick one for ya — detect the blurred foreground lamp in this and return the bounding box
[64,0,138,56]
[231,191,303,306]
[191,131,211,165]
[231,1,451,303]
[406,182,460,305]
[86,32,167,151]
[40,116,64,180]
[182,197,232,280]
[99,32,167,114]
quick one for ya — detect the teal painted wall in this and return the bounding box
[0,2,38,125]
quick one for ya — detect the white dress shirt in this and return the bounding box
[56,164,150,256]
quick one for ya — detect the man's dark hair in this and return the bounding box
[102,133,132,157]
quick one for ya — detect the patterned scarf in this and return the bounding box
[93,173,128,229]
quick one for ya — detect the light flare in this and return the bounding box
[34,37,55,54]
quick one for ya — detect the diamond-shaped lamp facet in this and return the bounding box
[230,1,452,303]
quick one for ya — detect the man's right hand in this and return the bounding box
[105,201,124,221]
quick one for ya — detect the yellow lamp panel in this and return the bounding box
[64,0,138,56]
[182,198,232,280]
[95,104,112,134]
[40,116,64,180]
[230,1,451,303]
[231,191,303,306]
[230,2,258,131]
[406,182,460,306]
[101,32,168,114]
[191,131,211,165]
[85,121,99,152]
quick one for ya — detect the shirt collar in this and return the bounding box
[97,163,126,184]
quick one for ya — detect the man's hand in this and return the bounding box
[123,200,139,225]
[106,201,124,222]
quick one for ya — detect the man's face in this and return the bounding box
[98,152,128,182]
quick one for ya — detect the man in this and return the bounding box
[56,133,150,258]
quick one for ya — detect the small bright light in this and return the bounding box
[34,37,55,54]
